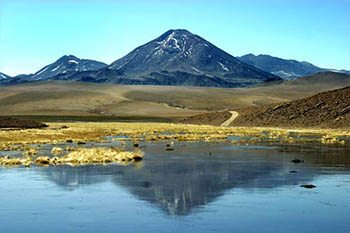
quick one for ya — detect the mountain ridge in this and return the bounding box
[238,53,325,79]
[2,29,348,88]
[0,29,281,88]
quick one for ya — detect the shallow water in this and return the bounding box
[1,141,350,233]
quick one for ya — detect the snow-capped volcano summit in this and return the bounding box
[155,29,189,52]
[108,29,279,86]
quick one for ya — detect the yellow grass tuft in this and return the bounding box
[1,147,143,167]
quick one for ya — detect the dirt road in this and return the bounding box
[220,111,239,127]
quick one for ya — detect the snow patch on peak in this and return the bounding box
[218,62,229,72]
[172,37,181,50]
[0,73,7,80]
[157,31,182,51]
[117,61,129,70]
[68,60,79,64]
[33,66,49,79]
[271,70,300,80]
[191,66,202,74]
[51,65,60,72]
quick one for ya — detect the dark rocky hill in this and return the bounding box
[233,86,350,128]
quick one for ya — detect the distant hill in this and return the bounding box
[0,55,107,85]
[27,55,107,81]
[0,74,33,86]
[238,54,325,79]
[287,71,350,86]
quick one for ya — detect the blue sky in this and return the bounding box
[0,0,349,76]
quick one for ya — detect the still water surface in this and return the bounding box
[1,141,350,233]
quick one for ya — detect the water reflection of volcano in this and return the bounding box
[40,143,350,215]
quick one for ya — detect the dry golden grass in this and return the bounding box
[0,147,143,167]
[0,122,349,147]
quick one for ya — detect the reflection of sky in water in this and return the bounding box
[0,142,350,233]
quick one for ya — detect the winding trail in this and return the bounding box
[221,111,239,127]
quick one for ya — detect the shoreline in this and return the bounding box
[1,122,349,145]
[0,122,349,168]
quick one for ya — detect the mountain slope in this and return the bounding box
[28,55,107,81]
[238,54,324,79]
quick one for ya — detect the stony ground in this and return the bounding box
[179,111,232,126]
[0,116,47,128]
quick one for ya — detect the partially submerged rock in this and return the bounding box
[301,184,316,189]
[35,156,51,165]
[291,158,304,164]
[165,143,174,151]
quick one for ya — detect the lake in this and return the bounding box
[1,141,350,233]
